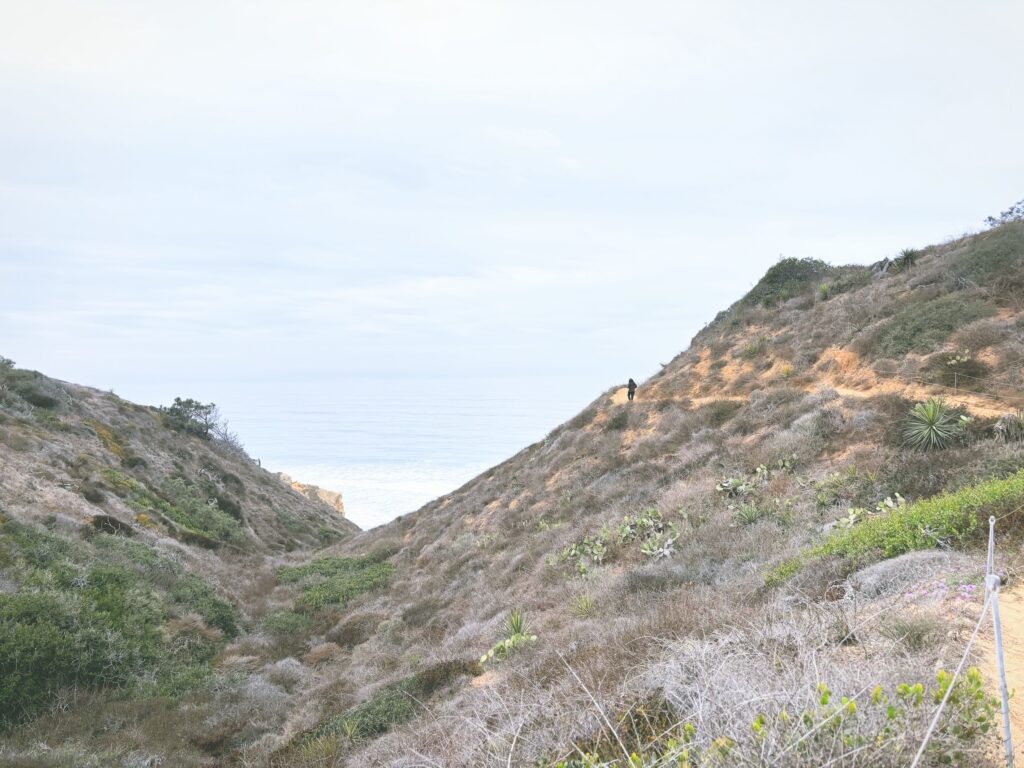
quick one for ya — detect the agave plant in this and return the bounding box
[895,247,919,270]
[504,609,527,639]
[903,398,963,451]
[995,412,1024,443]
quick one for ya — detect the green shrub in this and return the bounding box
[922,350,990,387]
[699,398,743,427]
[156,478,244,545]
[277,556,395,610]
[814,467,885,510]
[262,609,312,638]
[954,220,1024,303]
[549,671,996,767]
[170,574,239,637]
[738,335,769,359]
[0,369,61,409]
[903,398,967,451]
[160,397,219,438]
[768,469,1024,583]
[0,520,234,727]
[0,564,164,727]
[867,295,996,358]
[300,661,474,744]
[604,410,629,432]
[743,257,833,307]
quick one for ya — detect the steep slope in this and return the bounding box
[276,222,1024,767]
[4,222,1024,767]
[0,370,356,765]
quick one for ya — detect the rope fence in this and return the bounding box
[908,514,1016,767]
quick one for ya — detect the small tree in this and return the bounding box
[985,198,1024,228]
[161,397,220,439]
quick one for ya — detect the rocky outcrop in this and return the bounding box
[276,472,355,529]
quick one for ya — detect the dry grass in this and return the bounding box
[4,226,1024,765]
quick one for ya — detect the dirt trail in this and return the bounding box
[609,380,1014,419]
[979,586,1024,762]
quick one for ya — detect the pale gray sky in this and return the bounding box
[2,0,1022,397]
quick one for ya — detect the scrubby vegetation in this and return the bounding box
[866,296,997,359]
[277,554,395,609]
[0,517,236,726]
[101,468,245,546]
[290,660,477,758]
[769,469,1024,585]
[547,670,996,767]
[3,222,1024,765]
[743,257,833,307]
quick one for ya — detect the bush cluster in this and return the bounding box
[0,519,237,727]
[295,660,475,748]
[866,296,996,359]
[768,468,1024,584]
[743,257,833,307]
[551,670,996,767]
[100,469,244,546]
[277,555,395,610]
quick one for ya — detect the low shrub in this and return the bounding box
[157,478,244,545]
[953,220,1024,304]
[743,257,833,307]
[604,410,630,432]
[881,615,945,653]
[263,609,312,638]
[170,574,239,637]
[550,671,996,767]
[481,610,537,664]
[921,350,990,388]
[903,398,967,451]
[995,412,1024,443]
[768,469,1024,584]
[866,295,996,358]
[738,335,769,359]
[277,556,395,610]
[814,467,886,510]
[297,660,475,745]
[0,520,235,727]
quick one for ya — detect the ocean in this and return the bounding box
[221,375,602,529]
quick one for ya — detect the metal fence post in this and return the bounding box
[987,515,1014,767]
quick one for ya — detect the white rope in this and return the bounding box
[908,592,993,768]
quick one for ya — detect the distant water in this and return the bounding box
[221,376,601,529]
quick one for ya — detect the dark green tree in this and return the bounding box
[161,397,220,439]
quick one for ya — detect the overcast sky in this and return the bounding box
[1,1,1022,402]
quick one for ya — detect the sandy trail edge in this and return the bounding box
[979,586,1024,762]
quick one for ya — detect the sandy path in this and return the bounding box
[979,586,1024,762]
[609,381,1015,419]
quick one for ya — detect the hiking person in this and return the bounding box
[627,378,637,402]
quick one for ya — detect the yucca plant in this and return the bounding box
[995,411,1024,443]
[732,503,764,526]
[903,398,964,451]
[504,609,527,639]
[895,247,919,270]
[571,595,595,619]
[482,610,537,664]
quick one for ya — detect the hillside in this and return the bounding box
[0,369,356,765]
[3,221,1024,767]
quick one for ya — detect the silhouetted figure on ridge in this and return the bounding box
[627,378,637,402]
